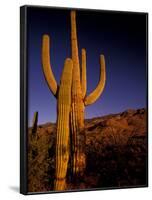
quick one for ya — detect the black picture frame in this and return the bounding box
[20,5,148,195]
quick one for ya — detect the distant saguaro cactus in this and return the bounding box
[32,111,38,135]
[41,10,106,189]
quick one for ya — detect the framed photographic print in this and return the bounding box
[20,5,148,195]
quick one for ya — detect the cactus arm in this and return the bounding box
[42,34,58,97]
[84,55,106,106]
[54,58,73,191]
[81,48,87,98]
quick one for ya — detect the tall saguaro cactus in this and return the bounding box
[42,35,73,190]
[70,11,106,177]
[41,10,106,190]
[70,11,86,177]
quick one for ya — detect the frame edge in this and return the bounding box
[20,5,28,195]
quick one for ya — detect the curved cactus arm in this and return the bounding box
[42,34,58,97]
[81,48,87,98]
[54,58,73,191]
[84,55,106,106]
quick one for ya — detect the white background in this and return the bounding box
[0,0,151,199]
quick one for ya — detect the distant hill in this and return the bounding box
[28,108,147,192]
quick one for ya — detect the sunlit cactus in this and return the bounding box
[54,58,73,191]
[42,35,58,97]
[41,10,106,189]
[42,35,73,191]
[70,10,106,177]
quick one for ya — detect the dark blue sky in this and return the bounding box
[26,7,147,126]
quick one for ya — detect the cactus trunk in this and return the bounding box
[70,11,86,177]
[54,58,73,191]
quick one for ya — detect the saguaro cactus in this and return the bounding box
[42,35,73,190]
[32,111,38,135]
[41,10,106,189]
[70,10,106,177]
[70,11,86,177]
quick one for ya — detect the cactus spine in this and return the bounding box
[41,10,106,190]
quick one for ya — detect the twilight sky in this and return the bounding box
[26,7,147,126]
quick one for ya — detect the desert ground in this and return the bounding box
[28,108,147,192]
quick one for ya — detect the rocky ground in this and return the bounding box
[28,108,147,192]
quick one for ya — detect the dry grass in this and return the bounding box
[28,108,147,192]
